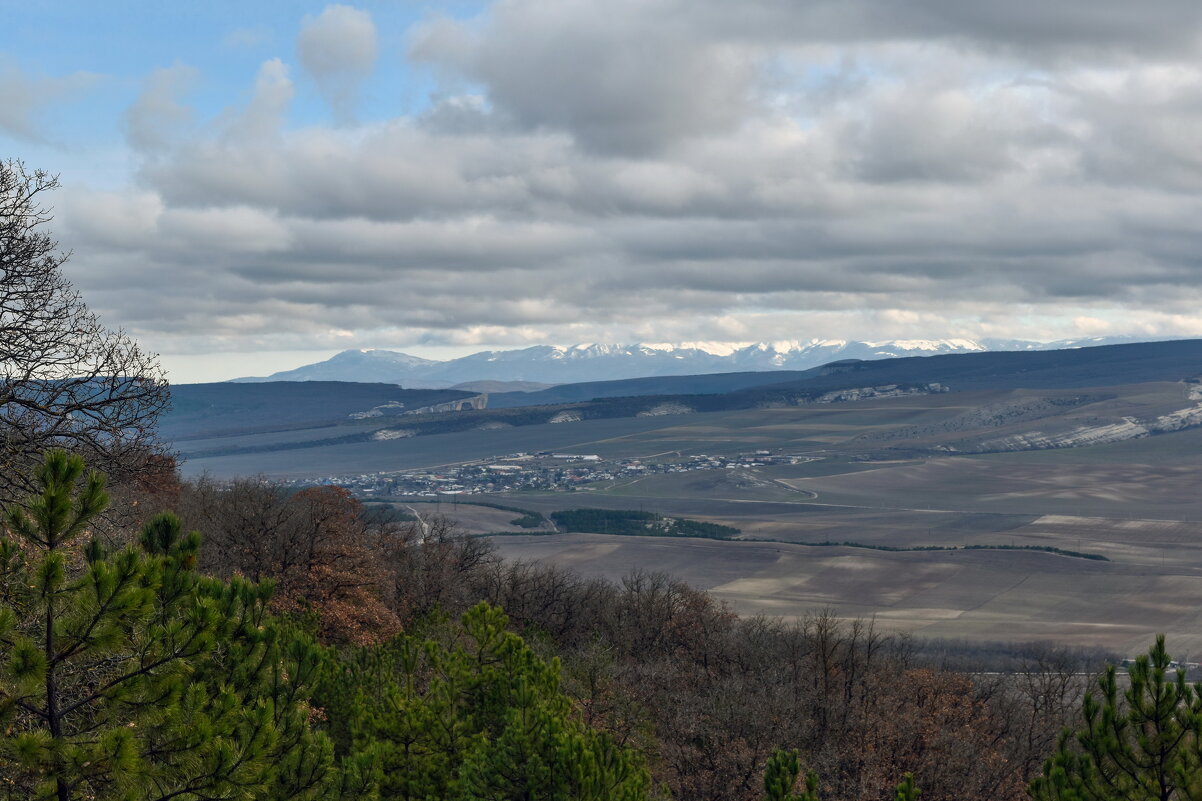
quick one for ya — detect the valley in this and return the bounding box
[169,340,1202,655]
[16,9,1202,794]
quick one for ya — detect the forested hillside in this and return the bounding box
[3,451,1184,801]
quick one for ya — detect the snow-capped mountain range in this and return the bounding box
[230,336,1149,389]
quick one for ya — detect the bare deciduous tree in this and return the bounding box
[179,477,403,645]
[0,160,169,500]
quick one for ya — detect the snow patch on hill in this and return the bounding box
[637,402,695,417]
[950,398,1202,453]
[237,336,1150,387]
[372,428,415,440]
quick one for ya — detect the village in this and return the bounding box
[285,450,813,497]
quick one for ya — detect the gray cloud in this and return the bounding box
[408,0,1202,156]
[410,0,755,155]
[228,58,295,141]
[681,0,1202,58]
[124,64,198,153]
[0,62,97,141]
[297,4,377,120]
[47,0,1202,371]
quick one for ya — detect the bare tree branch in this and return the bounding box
[0,160,170,501]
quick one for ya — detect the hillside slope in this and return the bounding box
[485,367,830,408]
[166,382,475,439]
[754,338,1202,395]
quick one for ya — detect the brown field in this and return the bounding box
[491,533,1202,655]
[793,458,1202,519]
[479,393,1202,655]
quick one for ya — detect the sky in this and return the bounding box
[4,1,1202,382]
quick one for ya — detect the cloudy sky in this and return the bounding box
[4,1,1202,381]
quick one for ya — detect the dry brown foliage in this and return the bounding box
[180,479,401,645]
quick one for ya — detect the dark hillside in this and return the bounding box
[755,338,1202,395]
[486,367,828,408]
[165,382,475,439]
[487,339,1202,414]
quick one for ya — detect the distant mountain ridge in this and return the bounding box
[231,337,1149,388]
[176,339,1202,465]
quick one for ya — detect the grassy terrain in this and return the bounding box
[180,413,733,477]
[177,382,994,474]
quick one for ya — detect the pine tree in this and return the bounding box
[1031,635,1202,801]
[894,773,921,801]
[0,451,340,801]
[761,748,921,801]
[763,749,819,801]
[328,602,652,801]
